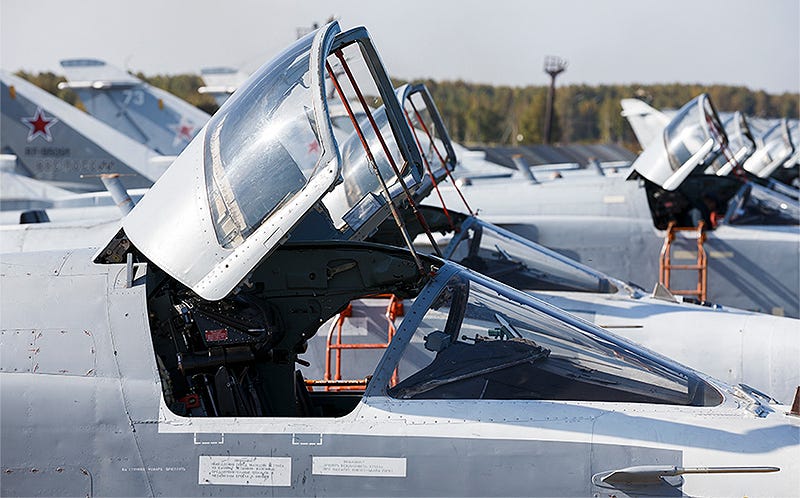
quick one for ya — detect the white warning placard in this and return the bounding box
[312,457,406,477]
[198,456,291,486]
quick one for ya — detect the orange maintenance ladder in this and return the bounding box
[659,221,708,302]
[306,295,403,391]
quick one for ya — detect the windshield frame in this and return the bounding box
[313,30,427,238]
[331,28,425,186]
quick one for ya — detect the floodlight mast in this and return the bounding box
[543,55,568,145]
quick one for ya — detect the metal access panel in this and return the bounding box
[0,328,97,376]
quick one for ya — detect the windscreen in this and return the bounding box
[204,33,322,248]
[443,218,616,293]
[725,182,799,226]
[388,269,718,405]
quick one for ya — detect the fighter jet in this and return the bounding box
[57,58,211,157]
[438,94,800,318]
[0,70,170,193]
[2,57,222,221]
[2,79,797,405]
[3,22,798,498]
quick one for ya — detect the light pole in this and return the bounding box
[543,55,568,144]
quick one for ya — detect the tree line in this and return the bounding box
[409,79,799,147]
[16,70,798,149]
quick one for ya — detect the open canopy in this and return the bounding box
[120,22,424,300]
[397,83,458,199]
[632,94,729,191]
[744,118,795,179]
[711,112,756,176]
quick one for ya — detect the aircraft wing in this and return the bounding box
[0,167,73,203]
[58,58,139,88]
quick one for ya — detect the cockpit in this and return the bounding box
[361,86,626,296]
[725,181,799,226]
[636,95,797,230]
[120,22,425,300]
[633,94,730,194]
[111,23,725,424]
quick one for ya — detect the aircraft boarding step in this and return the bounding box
[307,295,403,391]
[659,221,707,302]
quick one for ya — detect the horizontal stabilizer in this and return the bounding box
[59,58,139,87]
[1,170,73,201]
[198,67,248,105]
[199,66,248,89]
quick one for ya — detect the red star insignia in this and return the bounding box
[22,107,58,142]
[170,119,196,147]
[176,124,194,142]
[308,140,320,154]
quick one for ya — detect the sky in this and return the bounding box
[1,0,798,94]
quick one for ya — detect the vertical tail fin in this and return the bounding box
[58,58,210,156]
[1,70,168,192]
[620,98,671,149]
